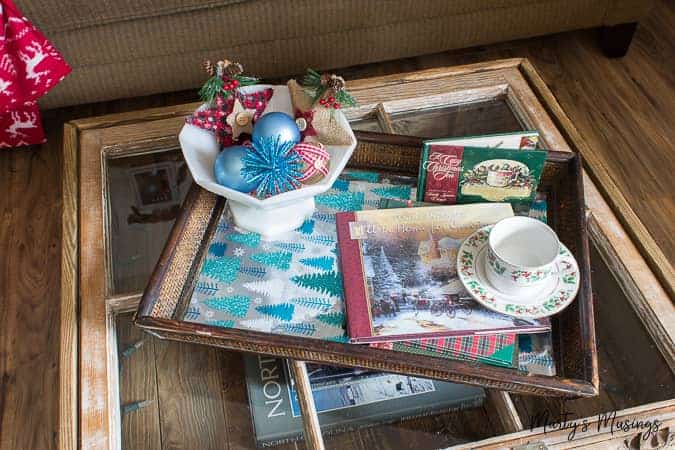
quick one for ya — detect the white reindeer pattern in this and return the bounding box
[18,41,49,85]
[0,78,12,95]
[0,54,16,96]
[1,54,16,76]
[7,111,37,138]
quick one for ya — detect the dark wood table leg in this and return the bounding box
[600,22,638,58]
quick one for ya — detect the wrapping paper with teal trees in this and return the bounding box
[184,170,417,341]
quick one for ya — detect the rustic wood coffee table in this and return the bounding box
[61,59,674,450]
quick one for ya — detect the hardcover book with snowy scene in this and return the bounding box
[336,204,551,343]
[369,194,549,367]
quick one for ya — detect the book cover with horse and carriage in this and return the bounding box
[336,203,550,344]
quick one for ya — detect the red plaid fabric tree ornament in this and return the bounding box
[185,94,235,145]
[237,88,273,121]
[189,59,263,145]
[225,87,275,139]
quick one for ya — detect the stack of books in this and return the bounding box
[336,131,554,371]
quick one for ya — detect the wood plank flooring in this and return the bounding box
[1,1,673,448]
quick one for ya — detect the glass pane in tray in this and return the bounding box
[390,99,523,138]
[350,117,382,132]
[105,148,191,295]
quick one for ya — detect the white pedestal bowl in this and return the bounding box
[178,84,357,239]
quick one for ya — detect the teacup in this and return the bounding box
[486,169,513,187]
[485,216,560,294]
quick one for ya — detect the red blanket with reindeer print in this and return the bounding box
[0,0,70,148]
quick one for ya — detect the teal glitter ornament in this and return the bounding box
[242,135,304,198]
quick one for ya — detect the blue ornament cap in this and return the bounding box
[242,135,303,198]
[213,145,260,193]
[251,112,301,145]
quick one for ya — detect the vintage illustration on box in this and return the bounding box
[416,131,541,204]
[460,159,534,200]
[338,205,551,343]
[457,148,547,205]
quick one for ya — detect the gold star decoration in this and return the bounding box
[225,99,255,139]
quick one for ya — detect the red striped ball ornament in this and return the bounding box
[294,142,330,184]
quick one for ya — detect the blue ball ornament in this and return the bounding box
[252,112,300,145]
[213,146,260,193]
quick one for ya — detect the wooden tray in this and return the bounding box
[136,131,597,397]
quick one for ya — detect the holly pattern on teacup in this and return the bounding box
[510,268,551,283]
[542,290,572,311]
[466,228,490,248]
[486,250,507,275]
[457,225,580,319]
[504,303,543,315]
[561,273,577,284]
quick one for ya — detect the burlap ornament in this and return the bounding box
[288,79,353,146]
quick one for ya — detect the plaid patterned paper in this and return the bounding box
[372,334,517,368]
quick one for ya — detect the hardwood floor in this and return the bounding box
[1,1,672,448]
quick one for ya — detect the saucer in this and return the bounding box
[457,225,580,319]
